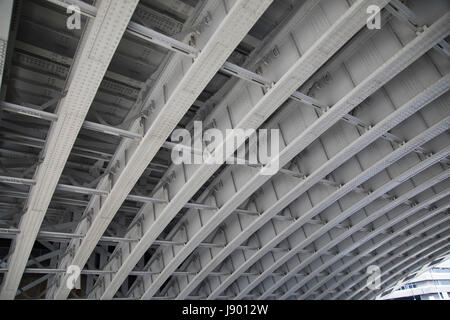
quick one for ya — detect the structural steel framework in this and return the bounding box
[0,0,448,300]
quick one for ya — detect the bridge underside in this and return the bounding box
[0,0,448,300]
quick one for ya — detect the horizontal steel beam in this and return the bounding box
[0,0,13,91]
[169,75,450,300]
[355,236,450,299]
[1,102,141,139]
[0,175,271,216]
[0,267,291,279]
[387,0,450,57]
[0,228,264,252]
[47,0,273,300]
[1,102,346,185]
[0,0,140,299]
[159,18,450,299]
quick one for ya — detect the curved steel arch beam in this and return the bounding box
[204,12,450,299]
[363,248,450,300]
[129,0,401,300]
[45,0,273,300]
[297,202,450,299]
[273,210,450,300]
[189,75,450,300]
[334,227,450,299]
[215,163,449,300]
[373,253,450,300]
[0,0,140,300]
[74,0,275,300]
[315,219,450,299]
[314,212,450,300]
[325,224,450,299]
[253,164,450,299]
[278,189,450,299]
[218,114,449,299]
[352,236,450,299]
[94,0,389,300]
[0,0,13,93]
[356,237,450,300]
[379,251,450,299]
[163,13,450,300]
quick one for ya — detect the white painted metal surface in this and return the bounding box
[46,0,273,300]
[92,0,391,300]
[0,0,139,299]
[0,0,448,300]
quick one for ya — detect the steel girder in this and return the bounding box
[314,216,450,299]
[350,232,450,299]
[348,234,450,299]
[368,248,450,300]
[295,199,450,299]
[381,252,450,297]
[16,274,52,297]
[0,0,139,299]
[111,0,392,300]
[0,228,270,253]
[154,14,450,300]
[169,72,450,301]
[46,0,273,300]
[354,233,450,300]
[373,253,450,301]
[315,226,450,299]
[201,120,450,300]
[47,0,324,100]
[310,217,450,299]
[0,0,13,92]
[0,0,447,301]
[241,202,450,300]
[277,186,450,299]
[386,0,450,57]
[12,39,144,90]
[10,39,143,102]
[240,148,450,300]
